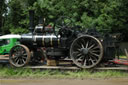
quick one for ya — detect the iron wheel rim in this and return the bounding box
[9,45,31,67]
[70,35,103,68]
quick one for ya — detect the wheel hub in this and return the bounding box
[17,53,22,58]
[81,48,89,55]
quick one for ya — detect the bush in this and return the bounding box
[10,27,29,34]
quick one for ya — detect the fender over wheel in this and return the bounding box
[9,45,31,67]
[70,35,103,68]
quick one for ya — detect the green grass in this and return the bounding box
[0,66,128,79]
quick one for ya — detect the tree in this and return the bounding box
[0,0,7,34]
[2,0,38,34]
[2,0,128,40]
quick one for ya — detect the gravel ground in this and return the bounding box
[1,78,128,85]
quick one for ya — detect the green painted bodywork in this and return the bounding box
[0,38,20,55]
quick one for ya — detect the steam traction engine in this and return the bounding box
[9,10,116,68]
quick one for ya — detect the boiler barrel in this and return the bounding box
[21,34,60,47]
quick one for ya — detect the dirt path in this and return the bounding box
[0,78,128,85]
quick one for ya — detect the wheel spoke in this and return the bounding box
[89,49,100,54]
[76,56,84,62]
[81,39,86,46]
[23,53,27,56]
[22,59,25,64]
[14,57,18,63]
[19,59,22,64]
[83,59,87,66]
[16,59,20,65]
[22,56,27,59]
[90,51,100,57]
[72,51,79,55]
[85,55,91,66]
[77,49,81,51]
[85,41,89,48]
[81,44,84,48]
[89,58,95,65]
[91,45,100,50]
[73,52,82,59]
[76,53,82,57]
[88,44,95,50]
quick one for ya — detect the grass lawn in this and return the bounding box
[0,66,128,79]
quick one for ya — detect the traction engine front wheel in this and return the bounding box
[9,45,31,67]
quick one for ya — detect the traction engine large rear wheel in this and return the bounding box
[70,35,103,68]
[9,45,31,67]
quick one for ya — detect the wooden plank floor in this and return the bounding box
[25,65,80,70]
[95,67,128,70]
[0,55,128,70]
[25,65,128,70]
[0,55,9,60]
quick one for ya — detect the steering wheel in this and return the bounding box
[54,16,73,36]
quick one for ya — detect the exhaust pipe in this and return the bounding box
[29,10,34,33]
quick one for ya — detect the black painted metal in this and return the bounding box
[29,10,34,33]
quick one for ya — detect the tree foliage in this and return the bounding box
[0,0,7,34]
[1,0,128,38]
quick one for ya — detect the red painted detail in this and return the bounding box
[112,59,128,65]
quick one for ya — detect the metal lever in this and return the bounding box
[124,49,128,59]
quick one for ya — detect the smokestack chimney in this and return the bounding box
[29,10,34,33]
[38,16,43,26]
